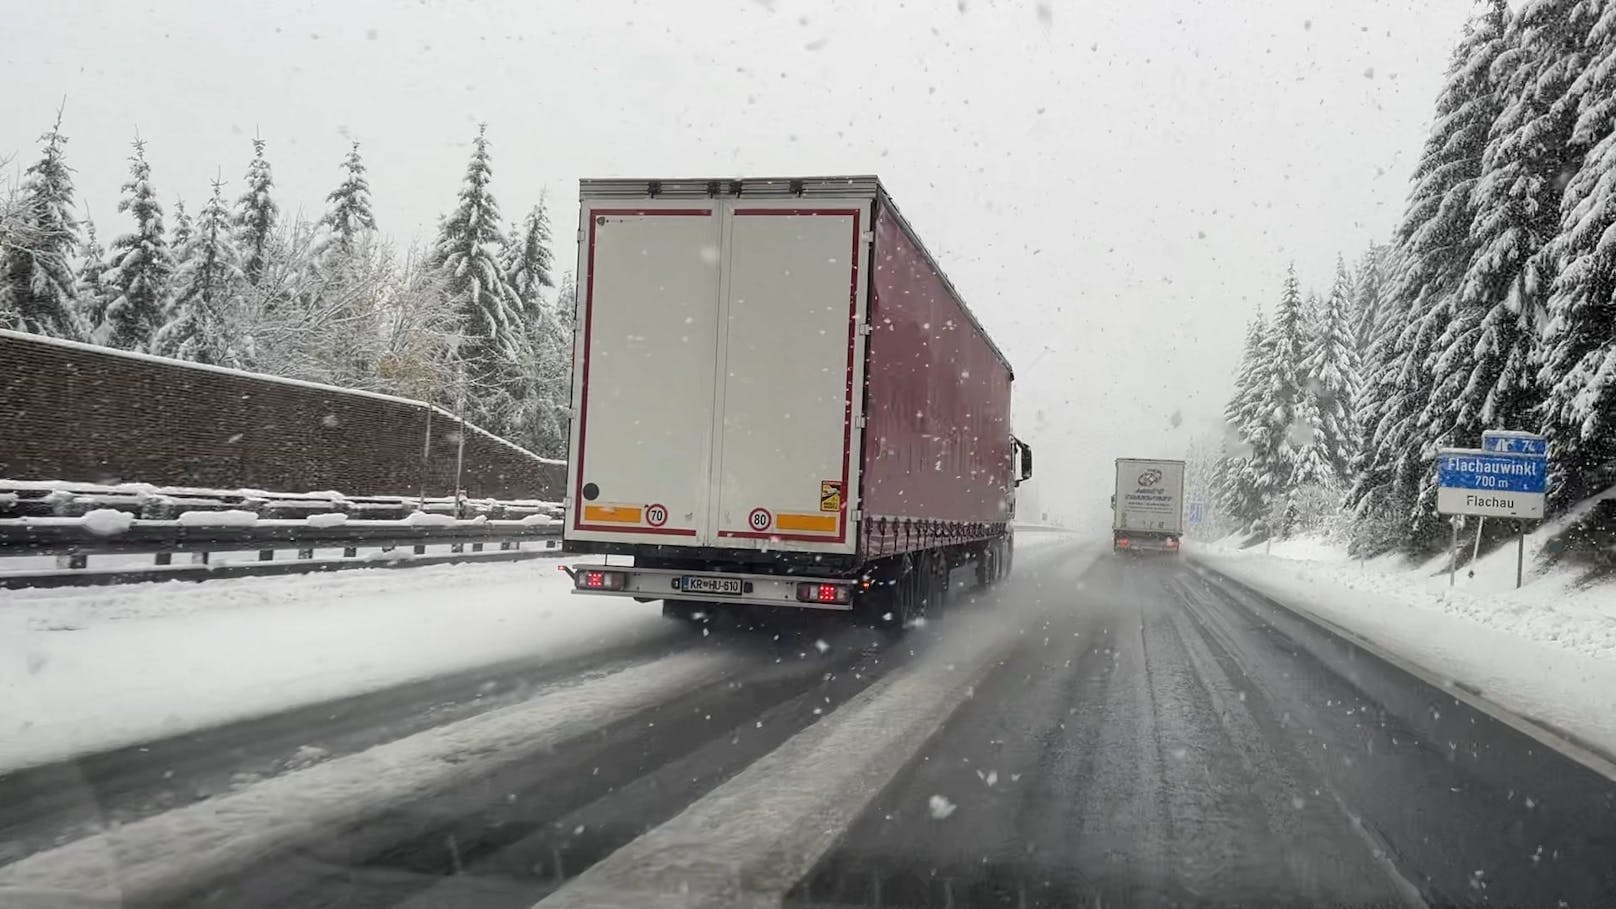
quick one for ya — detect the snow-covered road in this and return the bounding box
[4,533,1612,909]
[0,557,666,773]
[0,531,1078,776]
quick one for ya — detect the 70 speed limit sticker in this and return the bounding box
[644,503,668,527]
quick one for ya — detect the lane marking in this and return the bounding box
[536,611,1027,907]
[1186,559,1616,785]
[0,650,739,906]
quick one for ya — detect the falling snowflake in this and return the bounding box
[928,794,957,819]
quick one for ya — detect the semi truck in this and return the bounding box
[560,176,1032,627]
[1112,458,1186,554]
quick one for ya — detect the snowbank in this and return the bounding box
[0,560,669,774]
[1195,533,1616,758]
[175,509,258,527]
[79,509,134,537]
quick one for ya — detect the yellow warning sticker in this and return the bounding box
[820,481,843,513]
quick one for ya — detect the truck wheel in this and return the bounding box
[857,558,906,631]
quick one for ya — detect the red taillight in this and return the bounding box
[1117,538,1131,548]
[579,570,626,591]
[796,582,851,604]
[1166,537,1180,549]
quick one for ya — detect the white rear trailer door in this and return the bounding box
[569,205,721,543]
[712,204,869,554]
[567,198,869,555]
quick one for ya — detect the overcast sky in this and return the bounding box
[3,0,1474,525]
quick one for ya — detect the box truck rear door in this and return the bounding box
[711,203,869,554]
[570,206,720,543]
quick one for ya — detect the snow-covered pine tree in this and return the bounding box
[103,139,173,350]
[498,199,570,456]
[1539,1,1616,503]
[74,220,112,341]
[432,124,522,420]
[1350,244,1392,357]
[502,199,556,323]
[1216,314,1270,529]
[1252,266,1308,534]
[317,141,377,262]
[234,137,279,284]
[154,180,241,364]
[1349,2,1511,550]
[1301,257,1362,483]
[170,199,193,257]
[1437,0,1592,477]
[0,114,82,339]
[1346,249,1416,555]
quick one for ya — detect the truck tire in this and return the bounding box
[857,557,907,631]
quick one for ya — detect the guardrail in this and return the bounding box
[0,516,563,589]
[0,478,562,522]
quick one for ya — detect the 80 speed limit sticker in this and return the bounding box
[747,507,772,531]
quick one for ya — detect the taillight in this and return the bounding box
[578,569,626,591]
[796,582,851,604]
[1166,537,1180,549]
[1117,538,1131,548]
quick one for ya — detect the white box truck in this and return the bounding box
[1112,459,1186,554]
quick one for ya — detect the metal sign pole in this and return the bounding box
[1468,516,1485,579]
[1517,521,1526,590]
[1449,516,1460,587]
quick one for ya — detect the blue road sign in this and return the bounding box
[1481,430,1548,456]
[1437,450,1547,494]
[1188,500,1205,525]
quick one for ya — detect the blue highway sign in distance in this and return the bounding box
[1437,450,1547,495]
[1481,430,1548,457]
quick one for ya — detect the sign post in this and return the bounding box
[1436,431,1547,587]
[1449,516,1460,587]
[1516,520,1526,589]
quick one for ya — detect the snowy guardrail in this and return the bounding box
[0,478,562,523]
[0,509,564,589]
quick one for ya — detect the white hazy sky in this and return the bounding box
[3,0,1473,526]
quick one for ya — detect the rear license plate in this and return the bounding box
[680,576,743,596]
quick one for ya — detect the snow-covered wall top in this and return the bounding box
[0,330,565,500]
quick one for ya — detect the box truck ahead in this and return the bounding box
[560,176,1031,627]
[1112,459,1186,554]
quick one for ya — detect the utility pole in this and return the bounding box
[453,365,467,520]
